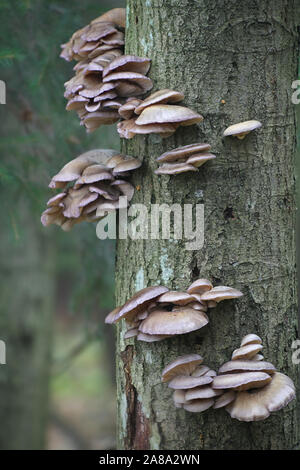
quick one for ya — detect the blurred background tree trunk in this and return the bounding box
[116,0,300,450]
[0,198,55,449]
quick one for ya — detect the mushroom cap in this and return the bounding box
[173,389,187,406]
[240,334,262,347]
[118,98,143,119]
[112,157,142,175]
[187,278,213,296]
[186,153,216,168]
[213,391,237,409]
[136,332,170,342]
[231,343,263,361]
[105,306,121,324]
[91,8,126,28]
[185,386,222,401]
[113,286,169,323]
[253,354,264,361]
[82,110,120,129]
[135,89,185,115]
[157,291,196,306]
[103,71,153,92]
[223,120,262,138]
[49,149,119,187]
[139,307,209,336]
[135,104,203,126]
[218,360,276,375]
[168,374,213,390]
[213,372,272,392]
[191,365,210,377]
[201,286,243,303]
[155,163,198,175]
[183,398,214,413]
[111,180,135,201]
[124,328,139,339]
[157,143,211,163]
[226,372,295,422]
[161,354,203,383]
[102,55,151,78]
[118,118,176,139]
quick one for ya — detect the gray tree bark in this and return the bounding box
[116,0,299,450]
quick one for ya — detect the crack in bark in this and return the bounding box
[121,346,151,450]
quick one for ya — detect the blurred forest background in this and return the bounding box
[0,0,124,450]
[0,0,299,451]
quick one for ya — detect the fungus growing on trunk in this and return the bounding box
[41,149,141,231]
[223,120,262,139]
[213,334,296,421]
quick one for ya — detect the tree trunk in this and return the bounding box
[116,0,299,450]
[0,204,54,449]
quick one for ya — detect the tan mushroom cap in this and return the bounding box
[157,291,197,306]
[223,120,262,139]
[186,153,216,168]
[124,328,139,339]
[213,391,237,409]
[168,374,213,390]
[102,55,151,78]
[135,104,203,126]
[82,110,120,130]
[213,371,272,392]
[105,306,121,324]
[231,343,263,361]
[139,307,209,336]
[253,354,264,361]
[135,89,185,115]
[173,390,187,406]
[91,8,126,28]
[157,143,211,163]
[183,398,214,413]
[191,365,210,377]
[201,286,243,303]
[187,279,213,296]
[161,354,203,383]
[155,163,198,175]
[49,149,119,187]
[103,71,153,92]
[118,118,176,139]
[240,334,262,347]
[226,372,295,422]
[111,180,135,201]
[112,157,142,175]
[218,360,276,375]
[113,285,169,323]
[118,98,143,120]
[185,386,222,401]
[136,332,171,342]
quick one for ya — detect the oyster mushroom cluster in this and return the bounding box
[155,142,216,175]
[162,354,221,413]
[60,8,153,132]
[117,89,203,139]
[212,334,296,421]
[105,279,243,342]
[41,149,141,231]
